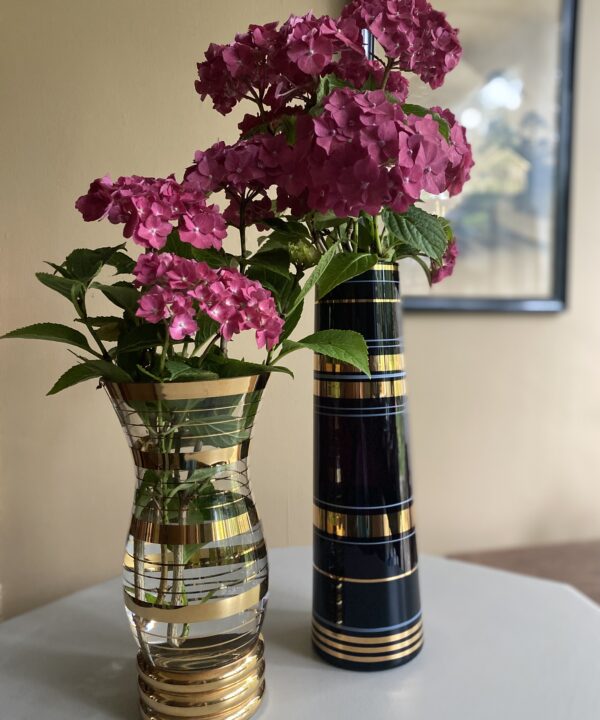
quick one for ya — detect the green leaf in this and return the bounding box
[382,207,448,264]
[438,216,455,243]
[312,213,348,231]
[117,324,163,354]
[36,273,84,301]
[279,300,304,344]
[280,330,370,376]
[194,314,220,347]
[247,250,291,278]
[64,249,104,283]
[2,322,96,354]
[204,350,293,379]
[263,218,309,239]
[402,104,450,141]
[316,253,378,300]
[191,248,234,268]
[106,251,136,275]
[47,360,132,395]
[93,282,140,313]
[163,230,233,267]
[245,266,292,311]
[314,74,351,108]
[219,359,293,379]
[287,241,339,314]
[165,360,219,382]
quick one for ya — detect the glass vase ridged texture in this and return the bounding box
[313,262,423,671]
[105,375,268,720]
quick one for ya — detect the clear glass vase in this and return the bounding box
[105,376,269,720]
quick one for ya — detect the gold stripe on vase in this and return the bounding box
[313,505,413,538]
[105,375,267,403]
[312,619,423,646]
[137,638,265,720]
[316,298,400,305]
[129,507,258,544]
[314,378,406,400]
[312,564,417,584]
[313,624,423,655]
[132,442,250,470]
[124,580,267,624]
[312,632,424,665]
[315,354,405,374]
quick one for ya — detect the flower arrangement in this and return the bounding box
[3,0,472,391]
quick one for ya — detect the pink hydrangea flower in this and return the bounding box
[76,175,227,251]
[341,0,462,89]
[432,239,459,283]
[133,253,284,349]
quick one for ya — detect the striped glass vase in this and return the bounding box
[105,376,268,720]
[313,262,423,671]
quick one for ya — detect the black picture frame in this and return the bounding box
[365,0,578,313]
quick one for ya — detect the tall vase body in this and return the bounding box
[313,262,423,671]
[106,376,269,720]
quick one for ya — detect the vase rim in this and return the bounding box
[103,374,269,402]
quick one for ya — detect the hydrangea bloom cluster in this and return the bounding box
[195,13,371,117]
[134,253,284,348]
[76,175,227,251]
[341,0,462,88]
[184,88,473,220]
[279,88,472,217]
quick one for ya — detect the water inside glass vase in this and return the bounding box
[106,376,269,673]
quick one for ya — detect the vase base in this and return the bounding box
[137,636,265,720]
[312,619,424,672]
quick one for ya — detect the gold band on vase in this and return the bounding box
[137,638,265,720]
[312,625,424,664]
[315,354,405,374]
[132,443,250,471]
[314,378,406,400]
[105,374,268,403]
[313,504,413,538]
[124,579,266,624]
[129,507,258,545]
[313,563,417,584]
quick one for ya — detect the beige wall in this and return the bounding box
[0,0,598,620]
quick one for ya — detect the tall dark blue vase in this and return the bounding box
[312,261,423,671]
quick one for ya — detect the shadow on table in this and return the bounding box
[263,604,321,667]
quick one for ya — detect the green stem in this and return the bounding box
[372,216,384,257]
[381,58,395,90]
[159,325,171,377]
[75,293,111,361]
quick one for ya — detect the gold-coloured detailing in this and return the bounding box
[137,638,265,720]
[313,504,413,538]
[105,375,267,403]
[315,354,404,374]
[373,262,399,272]
[315,378,406,399]
[129,508,258,545]
[132,443,249,470]
[316,298,399,305]
[312,632,424,664]
[313,625,423,654]
[140,639,264,684]
[312,618,423,645]
[312,563,417,584]
[124,542,267,572]
[124,580,266,623]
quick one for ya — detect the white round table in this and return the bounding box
[1,546,599,719]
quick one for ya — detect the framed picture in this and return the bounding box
[366,0,578,312]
